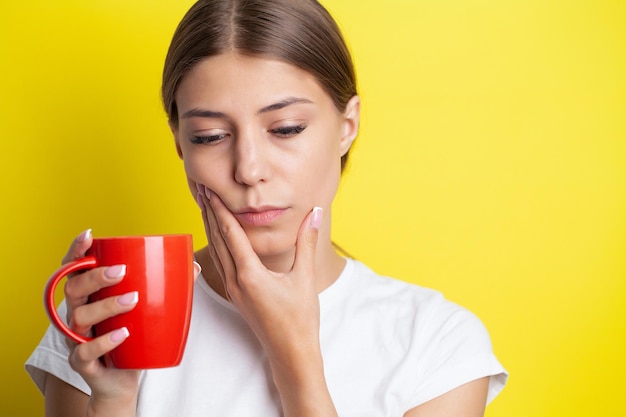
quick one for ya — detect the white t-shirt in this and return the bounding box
[26,258,507,416]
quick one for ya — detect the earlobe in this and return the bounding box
[339,95,361,157]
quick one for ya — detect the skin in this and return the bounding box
[44,53,490,416]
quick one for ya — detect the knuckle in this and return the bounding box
[210,225,222,242]
[219,223,234,239]
[68,352,80,372]
[63,278,80,300]
[237,271,259,291]
[71,343,91,364]
[69,306,90,330]
[64,270,97,298]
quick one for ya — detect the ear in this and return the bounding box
[339,95,361,157]
[169,120,184,160]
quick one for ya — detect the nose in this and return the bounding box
[233,131,269,186]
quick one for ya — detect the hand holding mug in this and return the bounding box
[45,232,195,370]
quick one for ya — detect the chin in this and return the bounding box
[247,229,297,261]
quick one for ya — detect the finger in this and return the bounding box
[193,261,202,282]
[196,184,227,278]
[69,327,130,375]
[207,241,226,283]
[64,264,127,312]
[69,291,138,337]
[206,188,263,273]
[195,185,227,279]
[64,336,79,354]
[202,190,238,284]
[195,183,210,242]
[292,206,323,275]
[61,229,93,265]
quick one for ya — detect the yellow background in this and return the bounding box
[1,0,624,415]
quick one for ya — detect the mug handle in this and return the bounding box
[44,255,98,344]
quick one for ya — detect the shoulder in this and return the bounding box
[336,259,494,351]
[341,259,471,320]
[322,259,507,406]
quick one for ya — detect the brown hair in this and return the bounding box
[162,0,358,170]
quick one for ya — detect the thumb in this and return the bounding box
[292,206,323,274]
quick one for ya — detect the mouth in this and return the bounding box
[233,207,288,226]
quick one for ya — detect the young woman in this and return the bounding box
[26,1,507,416]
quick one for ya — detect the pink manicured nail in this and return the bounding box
[110,327,130,343]
[204,186,212,200]
[76,229,92,242]
[195,182,203,195]
[104,264,126,279]
[310,206,323,229]
[117,291,139,306]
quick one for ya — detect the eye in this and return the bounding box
[269,124,307,138]
[190,133,229,145]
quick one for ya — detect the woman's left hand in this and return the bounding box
[196,185,323,362]
[196,185,339,417]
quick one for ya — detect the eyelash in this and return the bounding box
[190,124,307,144]
[190,133,227,145]
[270,124,307,137]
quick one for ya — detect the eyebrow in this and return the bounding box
[180,97,313,119]
[257,97,313,114]
[181,109,226,119]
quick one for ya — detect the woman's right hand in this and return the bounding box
[59,229,140,415]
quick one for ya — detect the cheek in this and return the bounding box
[181,150,226,185]
[301,129,342,196]
[295,145,342,205]
[181,158,205,202]
[179,153,230,207]
[182,154,202,179]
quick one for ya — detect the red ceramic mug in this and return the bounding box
[44,234,194,369]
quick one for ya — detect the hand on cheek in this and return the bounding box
[195,183,324,358]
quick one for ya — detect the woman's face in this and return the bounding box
[172,53,359,258]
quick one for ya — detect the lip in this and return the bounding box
[234,207,288,226]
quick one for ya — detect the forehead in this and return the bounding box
[175,53,332,112]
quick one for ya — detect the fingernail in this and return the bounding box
[204,186,212,200]
[117,291,139,306]
[110,327,130,343]
[310,206,323,230]
[192,261,202,282]
[76,229,92,242]
[104,264,126,279]
[195,182,203,195]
